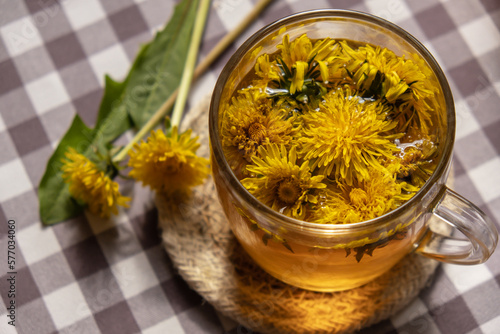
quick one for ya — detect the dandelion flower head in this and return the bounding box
[394,128,438,186]
[311,167,418,224]
[221,90,297,172]
[341,42,436,134]
[128,127,210,194]
[299,87,399,185]
[241,144,326,220]
[61,148,130,218]
[254,34,347,105]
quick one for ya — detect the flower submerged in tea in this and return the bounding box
[220,33,442,224]
[340,42,437,134]
[241,144,326,220]
[254,34,347,108]
[61,148,130,218]
[299,87,399,185]
[221,90,298,173]
[312,167,418,224]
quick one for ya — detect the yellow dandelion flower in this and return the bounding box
[341,42,436,133]
[394,129,439,186]
[299,87,399,185]
[221,90,298,172]
[128,127,210,194]
[254,34,345,105]
[255,53,280,82]
[241,144,326,220]
[61,148,130,218]
[278,34,342,80]
[312,167,418,224]
[289,60,308,95]
[342,43,431,100]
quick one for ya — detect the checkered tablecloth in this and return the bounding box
[0,0,499,333]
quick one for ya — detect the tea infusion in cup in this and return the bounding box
[209,10,498,291]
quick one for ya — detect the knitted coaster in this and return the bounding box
[156,95,451,334]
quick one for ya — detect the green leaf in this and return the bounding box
[93,75,132,147]
[38,0,200,225]
[125,0,200,128]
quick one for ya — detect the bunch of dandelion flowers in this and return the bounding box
[56,0,275,220]
[59,0,211,218]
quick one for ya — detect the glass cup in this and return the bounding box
[208,10,498,292]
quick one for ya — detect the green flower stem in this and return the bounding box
[112,90,178,163]
[112,0,274,162]
[171,0,211,128]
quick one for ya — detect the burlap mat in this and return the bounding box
[156,95,451,334]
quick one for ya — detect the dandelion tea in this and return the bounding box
[216,33,446,290]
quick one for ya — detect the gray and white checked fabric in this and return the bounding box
[0,0,499,333]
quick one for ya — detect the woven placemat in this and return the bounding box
[156,95,451,334]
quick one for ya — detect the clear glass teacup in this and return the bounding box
[208,10,498,292]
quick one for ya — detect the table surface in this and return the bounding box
[1,0,499,333]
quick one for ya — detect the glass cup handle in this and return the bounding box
[415,186,498,265]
